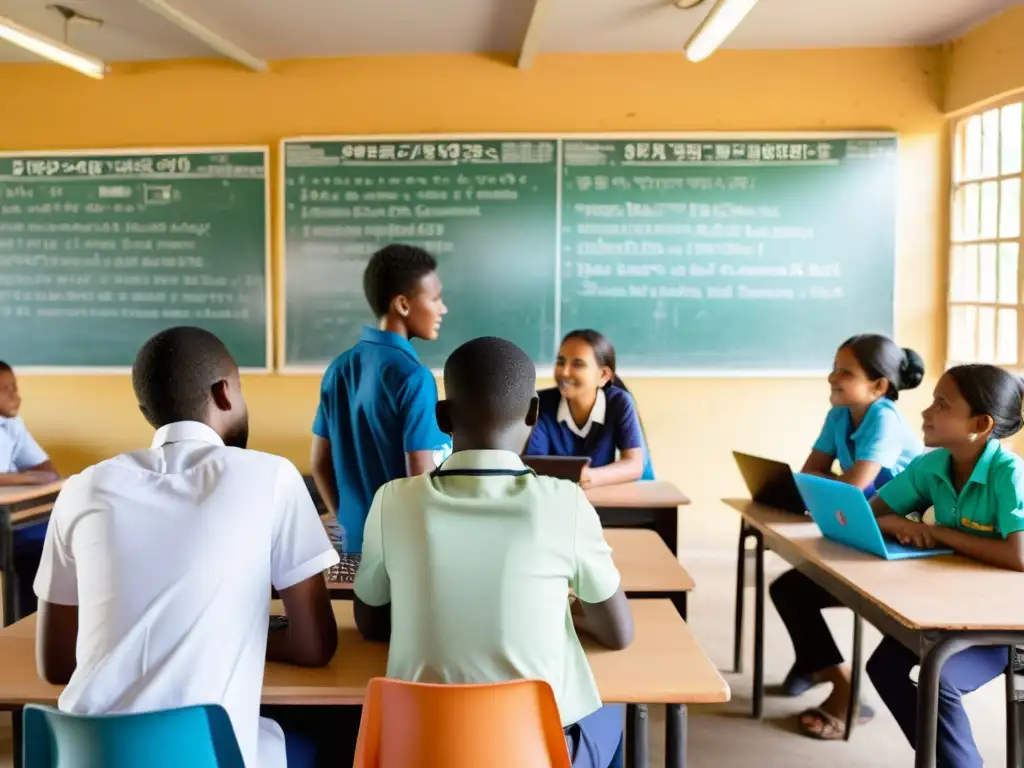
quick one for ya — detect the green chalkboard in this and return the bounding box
[281,135,896,374]
[0,149,269,369]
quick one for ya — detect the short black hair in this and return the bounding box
[946,364,1024,440]
[840,334,924,401]
[132,326,238,428]
[0,361,11,375]
[443,337,536,425]
[362,244,438,318]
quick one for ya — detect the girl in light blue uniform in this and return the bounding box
[769,334,925,740]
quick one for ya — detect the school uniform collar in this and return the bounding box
[849,398,893,440]
[557,388,606,439]
[151,421,225,449]
[963,438,1002,487]
[359,325,419,361]
[437,450,527,473]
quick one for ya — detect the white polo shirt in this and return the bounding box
[354,449,621,726]
[0,416,48,473]
[34,421,339,768]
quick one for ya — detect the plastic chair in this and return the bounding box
[354,678,572,767]
[23,703,245,768]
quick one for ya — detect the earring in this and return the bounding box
[968,433,978,442]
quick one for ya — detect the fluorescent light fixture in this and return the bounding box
[0,15,105,78]
[684,0,759,63]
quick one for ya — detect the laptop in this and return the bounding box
[732,451,806,514]
[793,473,953,560]
[522,456,591,482]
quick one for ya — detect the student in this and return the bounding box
[867,363,1024,767]
[311,244,451,552]
[0,360,60,618]
[34,327,340,768]
[354,336,634,768]
[525,329,652,489]
[769,334,925,740]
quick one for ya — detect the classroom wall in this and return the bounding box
[945,4,1024,114]
[0,49,947,543]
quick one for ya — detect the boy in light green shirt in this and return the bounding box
[353,336,633,767]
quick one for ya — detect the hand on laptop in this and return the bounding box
[881,515,936,549]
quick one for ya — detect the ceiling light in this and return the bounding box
[684,0,759,63]
[0,15,105,78]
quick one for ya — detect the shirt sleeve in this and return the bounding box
[353,485,391,606]
[33,475,80,606]
[853,405,904,467]
[312,373,332,439]
[994,458,1024,538]
[397,366,450,454]
[812,409,837,456]
[271,460,340,591]
[613,392,645,452]
[877,454,931,516]
[571,487,621,604]
[11,419,48,471]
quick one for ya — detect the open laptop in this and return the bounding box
[522,456,590,482]
[732,451,806,514]
[793,473,953,560]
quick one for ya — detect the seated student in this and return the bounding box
[769,334,924,740]
[354,336,634,768]
[867,363,1024,768]
[34,327,340,768]
[525,329,652,489]
[311,244,451,552]
[0,360,60,618]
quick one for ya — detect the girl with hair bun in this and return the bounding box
[867,363,1024,766]
[770,333,926,740]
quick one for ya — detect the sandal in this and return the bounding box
[797,705,875,741]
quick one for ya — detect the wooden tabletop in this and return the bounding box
[326,528,695,594]
[0,482,62,507]
[585,481,689,509]
[0,600,728,707]
[726,498,1024,632]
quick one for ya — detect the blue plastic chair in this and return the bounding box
[23,703,245,768]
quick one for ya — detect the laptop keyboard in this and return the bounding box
[326,554,361,584]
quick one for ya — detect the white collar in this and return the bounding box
[438,450,526,472]
[557,388,606,439]
[151,421,225,449]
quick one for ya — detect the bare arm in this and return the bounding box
[800,449,836,477]
[930,528,1024,572]
[571,588,634,650]
[353,595,391,642]
[266,574,337,667]
[0,460,60,487]
[581,448,644,489]
[36,600,77,685]
[405,451,436,477]
[310,437,338,517]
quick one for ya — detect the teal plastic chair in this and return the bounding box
[23,703,245,768]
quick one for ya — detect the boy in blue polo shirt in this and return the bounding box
[310,245,451,552]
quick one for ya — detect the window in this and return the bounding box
[949,100,1024,366]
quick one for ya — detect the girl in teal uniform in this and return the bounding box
[769,334,925,739]
[867,364,1024,768]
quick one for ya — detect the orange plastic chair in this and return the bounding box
[353,678,572,767]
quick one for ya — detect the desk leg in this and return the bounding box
[666,704,687,768]
[626,703,648,768]
[1006,654,1019,768]
[845,613,863,741]
[733,522,747,674]
[0,507,17,628]
[752,529,765,719]
[12,707,22,768]
[915,634,969,768]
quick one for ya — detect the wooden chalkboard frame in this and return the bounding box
[0,145,273,374]
[279,132,897,378]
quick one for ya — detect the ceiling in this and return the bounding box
[0,0,1018,64]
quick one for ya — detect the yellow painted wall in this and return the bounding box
[945,4,1024,114]
[0,50,947,543]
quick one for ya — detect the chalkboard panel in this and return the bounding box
[281,134,896,375]
[0,148,270,369]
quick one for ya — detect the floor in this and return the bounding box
[0,515,1014,767]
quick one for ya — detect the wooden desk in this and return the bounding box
[586,481,690,556]
[0,481,62,627]
[326,528,696,618]
[0,599,728,768]
[726,498,1024,768]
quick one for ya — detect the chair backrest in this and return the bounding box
[23,703,245,768]
[354,678,572,768]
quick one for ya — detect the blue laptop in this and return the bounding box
[793,473,953,560]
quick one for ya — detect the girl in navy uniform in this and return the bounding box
[526,330,652,489]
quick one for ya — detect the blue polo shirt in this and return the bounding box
[812,397,922,495]
[1,416,51,546]
[525,386,654,480]
[313,327,451,552]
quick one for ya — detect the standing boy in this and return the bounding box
[34,327,340,768]
[311,244,451,552]
[354,337,633,768]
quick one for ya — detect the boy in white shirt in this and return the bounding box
[34,327,340,768]
[353,336,633,767]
